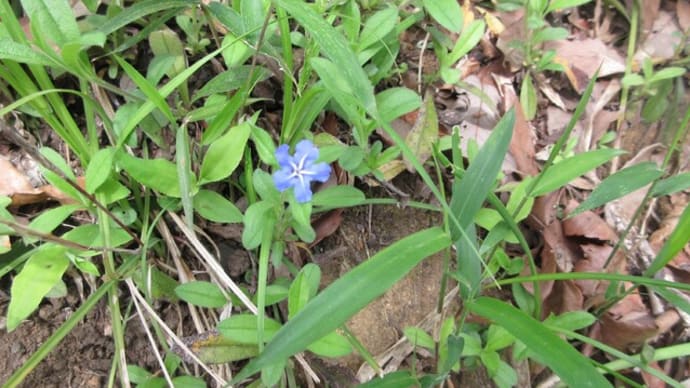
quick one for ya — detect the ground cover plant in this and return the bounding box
[0,0,689,386]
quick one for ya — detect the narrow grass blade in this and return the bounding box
[531,148,626,197]
[569,162,663,217]
[468,297,612,388]
[449,109,514,239]
[233,227,451,382]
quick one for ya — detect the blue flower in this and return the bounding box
[273,140,331,203]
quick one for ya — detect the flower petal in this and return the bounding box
[273,168,296,192]
[294,139,319,164]
[293,179,313,203]
[309,162,331,182]
[275,144,292,167]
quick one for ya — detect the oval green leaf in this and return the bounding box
[175,281,227,308]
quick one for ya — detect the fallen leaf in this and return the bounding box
[310,209,343,247]
[634,11,683,64]
[595,293,659,351]
[543,279,583,318]
[0,158,43,202]
[678,0,690,32]
[563,200,618,242]
[547,38,626,91]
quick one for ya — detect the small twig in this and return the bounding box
[0,218,141,255]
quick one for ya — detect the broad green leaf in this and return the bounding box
[85,147,115,194]
[287,264,321,319]
[468,297,612,388]
[7,245,70,331]
[531,148,627,197]
[448,20,485,64]
[218,314,282,344]
[175,281,227,308]
[376,87,421,123]
[570,162,663,217]
[221,33,253,68]
[648,67,687,83]
[449,110,514,240]
[61,224,133,252]
[311,185,365,208]
[199,122,251,184]
[404,326,435,350]
[252,169,280,204]
[233,227,451,382]
[133,267,179,301]
[25,204,82,244]
[404,90,438,172]
[485,324,515,352]
[652,173,690,197]
[117,153,183,197]
[98,177,131,204]
[422,0,463,32]
[275,0,375,113]
[307,330,352,357]
[546,0,592,13]
[644,203,690,276]
[251,284,289,307]
[520,74,537,120]
[242,201,276,250]
[358,6,398,50]
[250,125,277,166]
[21,0,80,46]
[544,311,596,331]
[193,189,243,223]
[0,39,52,65]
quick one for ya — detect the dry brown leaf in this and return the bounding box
[595,292,659,351]
[0,157,47,205]
[507,92,539,176]
[634,11,683,64]
[639,0,661,39]
[546,38,626,91]
[310,209,343,247]
[563,200,618,242]
[543,279,583,318]
[678,0,690,32]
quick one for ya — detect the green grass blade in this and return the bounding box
[449,109,514,239]
[531,148,627,197]
[496,272,690,292]
[233,227,451,382]
[273,0,376,114]
[570,162,663,217]
[468,297,612,388]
